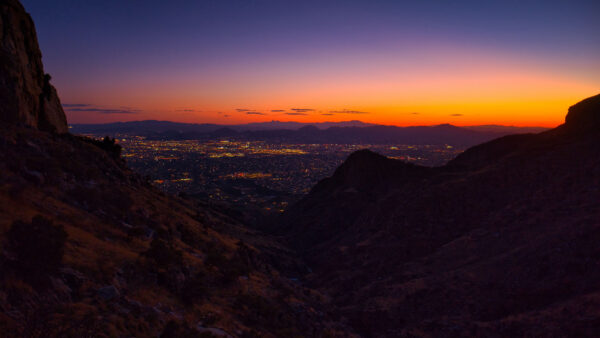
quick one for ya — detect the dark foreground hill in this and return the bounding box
[3,0,599,337]
[278,94,600,336]
[0,1,354,336]
[0,126,357,337]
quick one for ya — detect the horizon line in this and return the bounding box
[67,119,554,129]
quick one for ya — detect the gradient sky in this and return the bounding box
[22,0,600,126]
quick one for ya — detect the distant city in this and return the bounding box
[80,133,464,214]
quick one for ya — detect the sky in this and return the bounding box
[22,0,600,126]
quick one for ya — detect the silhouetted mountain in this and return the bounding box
[463,124,548,134]
[0,1,354,336]
[72,120,548,147]
[70,120,223,135]
[3,1,596,336]
[70,119,377,135]
[277,94,600,336]
[232,124,535,146]
[233,120,377,131]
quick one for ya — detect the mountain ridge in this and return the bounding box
[2,0,599,336]
[70,120,549,147]
[277,93,600,336]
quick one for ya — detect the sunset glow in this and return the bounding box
[23,0,600,127]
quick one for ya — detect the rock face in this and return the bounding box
[565,93,600,133]
[0,0,67,133]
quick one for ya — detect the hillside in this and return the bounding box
[0,1,354,336]
[3,0,599,336]
[278,94,600,336]
[0,126,357,337]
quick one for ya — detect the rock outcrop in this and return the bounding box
[0,0,67,133]
[565,93,600,133]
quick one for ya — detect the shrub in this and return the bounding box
[80,136,122,159]
[160,320,215,338]
[144,238,183,269]
[234,293,285,327]
[177,223,202,249]
[180,272,207,306]
[204,247,252,284]
[7,215,67,287]
[126,226,147,241]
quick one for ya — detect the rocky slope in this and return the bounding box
[0,0,67,133]
[0,126,356,337]
[279,94,600,336]
[0,1,354,336]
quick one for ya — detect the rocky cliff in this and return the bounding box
[0,0,67,133]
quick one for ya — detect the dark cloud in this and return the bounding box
[285,112,308,116]
[290,108,315,113]
[62,103,92,108]
[411,112,420,115]
[223,114,231,118]
[450,113,464,117]
[329,109,369,114]
[68,108,140,114]
[236,108,252,112]
[271,109,286,112]
[246,111,266,115]
[321,113,334,116]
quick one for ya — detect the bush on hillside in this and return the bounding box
[7,215,67,287]
[80,136,122,159]
[144,238,183,269]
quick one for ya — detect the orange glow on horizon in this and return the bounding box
[60,45,599,127]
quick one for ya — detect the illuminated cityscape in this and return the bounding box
[80,134,464,215]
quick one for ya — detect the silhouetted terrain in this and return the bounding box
[278,94,600,336]
[70,120,377,134]
[0,1,354,336]
[72,120,547,147]
[2,0,598,337]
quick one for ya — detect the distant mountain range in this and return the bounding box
[69,119,377,134]
[71,120,548,147]
[4,1,599,336]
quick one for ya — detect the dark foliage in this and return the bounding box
[205,249,251,284]
[6,215,67,287]
[160,320,215,338]
[81,136,122,159]
[144,238,183,269]
[234,293,294,330]
[180,272,208,306]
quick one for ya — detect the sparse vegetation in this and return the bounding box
[180,272,208,306]
[205,248,251,284]
[144,238,183,269]
[80,135,122,159]
[6,215,67,288]
[234,293,294,331]
[160,320,215,338]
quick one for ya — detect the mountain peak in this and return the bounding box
[298,125,319,132]
[0,0,67,133]
[564,93,600,133]
[326,149,427,192]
